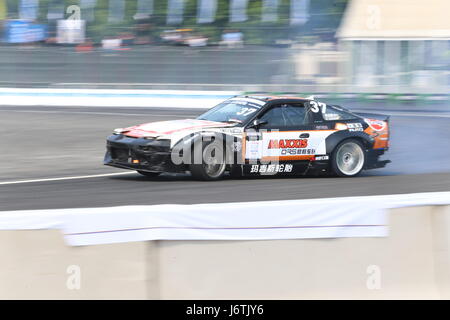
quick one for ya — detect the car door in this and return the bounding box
[242,101,335,174]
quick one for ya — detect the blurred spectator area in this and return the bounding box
[0,0,448,93]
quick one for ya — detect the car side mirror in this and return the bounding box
[250,119,268,128]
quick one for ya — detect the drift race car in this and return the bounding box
[104,96,390,180]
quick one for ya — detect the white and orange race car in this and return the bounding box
[104,95,390,180]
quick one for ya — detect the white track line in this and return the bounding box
[0,172,135,186]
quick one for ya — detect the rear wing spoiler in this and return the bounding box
[354,112,390,122]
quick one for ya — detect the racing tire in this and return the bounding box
[137,171,161,178]
[190,141,226,181]
[331,139,366,177]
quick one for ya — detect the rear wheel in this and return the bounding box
[331,139,366,177]
[137,171,161,178]
[190,141,226,181]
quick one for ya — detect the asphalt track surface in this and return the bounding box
[0,102,449,211]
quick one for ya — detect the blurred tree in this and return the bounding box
[297,0,348,41]
[183,0,195,24]
[0,0,6,19]
[152,0,167,26]
[5,0,18,18]
[37,0,48,21]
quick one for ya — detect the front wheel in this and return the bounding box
[331,139,366,177]
[190,141,226,181]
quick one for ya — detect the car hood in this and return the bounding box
[123,119,237,138]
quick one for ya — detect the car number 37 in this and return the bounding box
[236,107,258,116]
[309,101,327,113]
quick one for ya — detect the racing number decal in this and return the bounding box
[310,101,327,114]
[236,107,258,116]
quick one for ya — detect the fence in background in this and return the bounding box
[0,43,449,94]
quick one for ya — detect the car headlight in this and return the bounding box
[113,128,126,135]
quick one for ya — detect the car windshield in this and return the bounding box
[197,98,264,124]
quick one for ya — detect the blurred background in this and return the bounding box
[0,0,448,94]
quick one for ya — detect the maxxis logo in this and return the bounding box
[267,139,308,149]
[365,119,386,131]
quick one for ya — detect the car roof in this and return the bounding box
[238,95,311,103]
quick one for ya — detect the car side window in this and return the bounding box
[259,103,309,128]
[259,105,285,127]
[322,106,357,121]
[283,104,311,126]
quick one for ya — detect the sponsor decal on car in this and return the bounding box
[250,164,294,173]
[347,123,364,132]
[335,123,348,130]
[365,119,387,131]
[268,139,308,149]
[229,97,266,107]
[281,148,315,155]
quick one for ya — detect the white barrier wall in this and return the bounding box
[0,231,148,299]
[1,88,448,108]
[0,88,238,108]
[157,206,442,299]
[2,192,448,247]
[0,205,450,299]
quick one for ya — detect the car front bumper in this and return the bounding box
[104,134,184,173]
